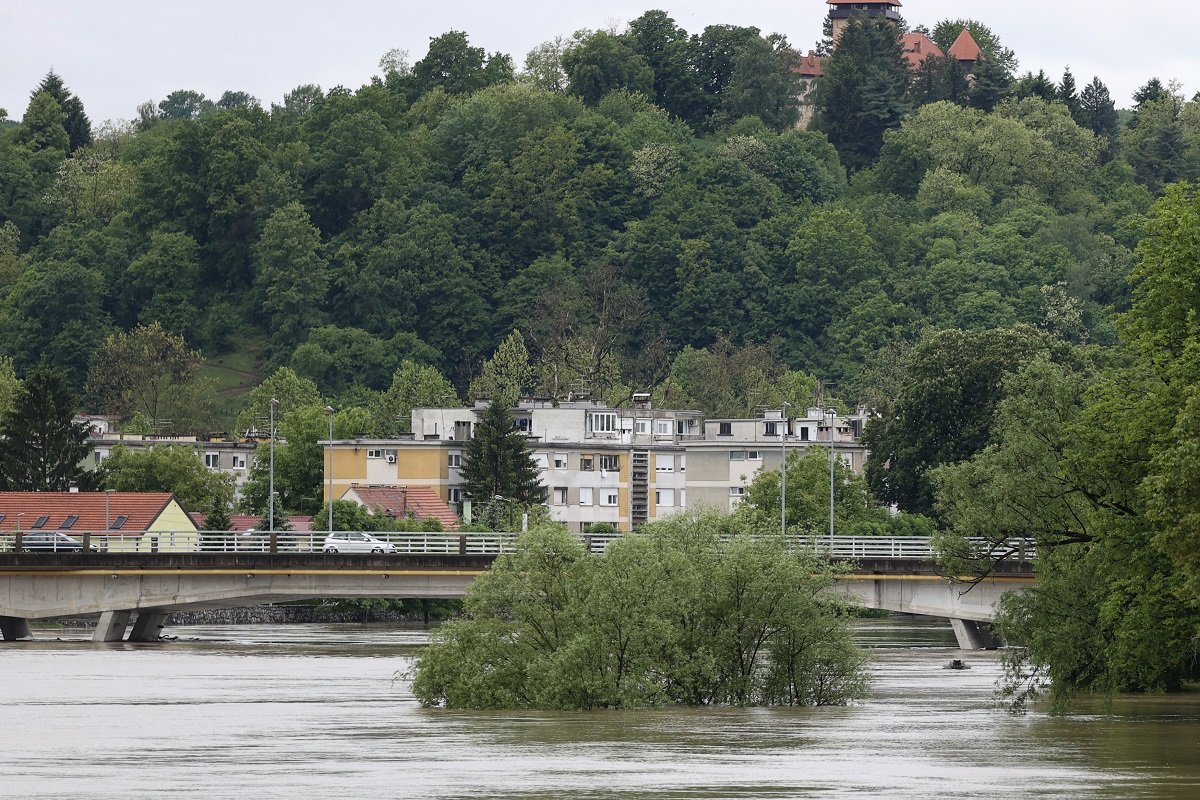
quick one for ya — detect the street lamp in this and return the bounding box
[780,401,790,537]
[826,407,837,543]
[268,398,279,534]
[324,406,335,533]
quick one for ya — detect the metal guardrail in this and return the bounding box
[0,531,1033,560]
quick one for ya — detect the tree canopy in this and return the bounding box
[412,515,868,709]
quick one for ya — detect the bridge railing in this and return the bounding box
[0,531,1034,560]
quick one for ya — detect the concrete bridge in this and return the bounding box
[0,533,1034,648]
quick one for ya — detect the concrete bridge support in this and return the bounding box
[950,619,1001,650]
[129,611,168,642]
[93,610,132,642]
[0,615,32,641]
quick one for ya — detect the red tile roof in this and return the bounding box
[902,33,944,69]
[345,487,460,531]
[0,492,186,535]
[948,28,983,63]
[793,52,825,78]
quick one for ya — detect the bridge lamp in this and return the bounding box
[268,398,279,534]
[780,401,789,537]
[325,406,335,533]
[825,407,837,544]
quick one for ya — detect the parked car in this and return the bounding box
[20,532,84,552]
[321,531,397,554]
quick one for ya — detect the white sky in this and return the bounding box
[2,1,1196,125]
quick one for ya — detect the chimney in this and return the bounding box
[399,488,408,515]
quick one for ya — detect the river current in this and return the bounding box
[1,617,1197,799]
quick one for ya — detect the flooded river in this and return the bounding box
[1,617,1197,799]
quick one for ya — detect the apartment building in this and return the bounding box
[323,398,870,533]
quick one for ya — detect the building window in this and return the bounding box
[554,453,568,469]
[590,412,617,434]
[449,487,462,503]
[553,487,568,505]
[601,491,619,507]
[599,454,620,472]
[655,454,673,473]
[764,421,778,437]
[232,455,247,470]
[748,450,763,460]
[580,455,594,472]
[801,427,811,441]
[656,489,674,507]
[94,449,107,465]
[635,419,650,434]
[656,419,672,436]
[718,422,732,436]
[448,452,462,468]
[579,487,593,506]
[533,453,549,470]
[515,416,532,432]
[679,490,687,508]
[204,452,220,470]
[367,449,383,460]
[729,451,746,461]
[730,486,746,497]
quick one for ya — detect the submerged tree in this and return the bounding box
[411,514,868,709]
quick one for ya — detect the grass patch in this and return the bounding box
[199,334,271,431]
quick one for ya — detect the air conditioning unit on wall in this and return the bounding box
[386,455,397,463]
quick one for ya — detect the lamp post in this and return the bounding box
[826,407,836,543]
[780,401,790,537]
[268,398,279,534]
[324,406,335,533]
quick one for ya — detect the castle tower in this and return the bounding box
[827,1,903,46]
[947,27,984,72]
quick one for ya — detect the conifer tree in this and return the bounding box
[967,53,1011,111]
[1079,76,1120,161]
[815,15,909,171]
[1058,67,1084,126]
[30,71,92,152]
[0,366,95,491]
[461,400,546,518]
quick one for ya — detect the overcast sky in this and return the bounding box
[3,1,1197,125]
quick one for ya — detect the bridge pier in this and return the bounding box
[93,610,132,642]
[129,612,168,642]
[950,619,1000,650]
[0,615,33,641]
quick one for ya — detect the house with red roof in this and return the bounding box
[341,486,460,531]
[794,2,989,126]
[947,27,984,70]
[0,492,197,552]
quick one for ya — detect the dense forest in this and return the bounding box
[4,9,1200,705]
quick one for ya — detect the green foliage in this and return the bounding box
[0,356,19,421]
[863,326,1075,516]
[816,16,910,172]
[85,322,207,430]
[369,360,461,436]
[655,337,820,419]
[99,444,236,514]
[234,367,322,436]
[254,202,329,357]
[411,514,868,709]
[563,31,654,106]
[461,400,546,509]
[468,330,533,407]
[741,448,930,537]
[0,366,95,491]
